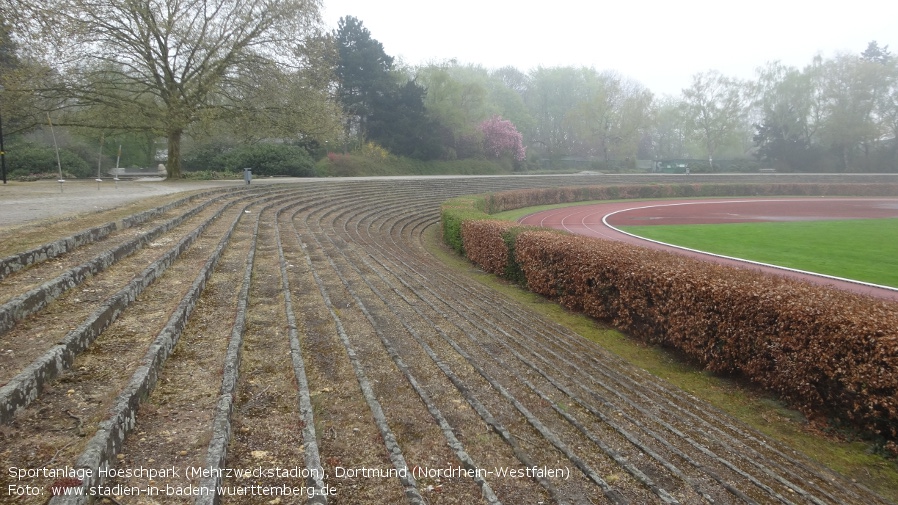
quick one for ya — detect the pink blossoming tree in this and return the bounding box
[479,115,526,161]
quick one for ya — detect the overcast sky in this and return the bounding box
[321,0,898,97]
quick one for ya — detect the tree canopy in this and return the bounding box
[480,115,525,161]
[334,14,395,145]
[12,0,341,177]
[325,30,898,172]
[333,17,452,160]
[2,1,896,176]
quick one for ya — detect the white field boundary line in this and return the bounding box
[599,199,898,294]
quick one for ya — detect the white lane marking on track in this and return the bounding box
[581,209,616,238]
[560,209,575,234]
[599,199,898,293]
[541,207,568,228]
[522,197,898,293]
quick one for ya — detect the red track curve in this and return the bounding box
[518,197,898,301]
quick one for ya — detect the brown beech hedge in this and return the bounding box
[482,182,898,214]
[444,183,898,442]
[460,220,516,276]
[515,230,898,440]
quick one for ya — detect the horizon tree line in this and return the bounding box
[1,3,895,175]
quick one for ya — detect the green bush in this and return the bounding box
[502,226,533,285]
[5,142,93,178]
[221,144,315,177]
[440,195,490,254]
[178,170,242,181]
[183,143,316,177]
[181,142,230,172]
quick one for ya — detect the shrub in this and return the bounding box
[179,170,242,181]
[184,143,316,177]
[501,226,535,285]
[319,152,389,177]
[513,229,898,440]
[358,141,391,161]
[5,141,93,178]
[219,143,315,177]
[460,220,539,285]
[461,220,516,275]
[181,142,231,172]
[440,196,489,254]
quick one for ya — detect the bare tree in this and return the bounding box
[17,0,336,177]
[565,72,653,165]
[682,71,749,169]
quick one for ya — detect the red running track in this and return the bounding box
[518,197,898,301]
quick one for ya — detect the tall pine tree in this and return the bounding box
[334,16,395,146]
[334,16,444,159]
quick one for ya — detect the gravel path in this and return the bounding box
[0,178,296,230]
[0,174,895,504]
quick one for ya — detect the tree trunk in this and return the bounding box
[146,135,155,168]
[706,137,714,171]
[167,129,182,179]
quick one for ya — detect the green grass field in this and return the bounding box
[620,218,898,289]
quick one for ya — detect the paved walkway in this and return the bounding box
[0,178,301,229]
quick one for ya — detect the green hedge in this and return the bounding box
[184,143,316,177]
[4,142,93,179]
[440,195,490,254]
